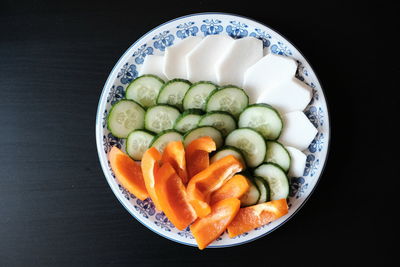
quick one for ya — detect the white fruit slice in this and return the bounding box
[243,53,298,103]
[279,111,318,151]
[285,146,307,178]
[216,37,263,86]
[186,35,234,83]
[139,55,167,81]
[163,36,203,79]
[259,77,312,113]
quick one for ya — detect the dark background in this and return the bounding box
[0,1,395,266]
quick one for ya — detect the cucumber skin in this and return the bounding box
[183,126,223,148]
[183,81,218,111]
[238,103,283,140]
[205,86,249,106]
[254,176,271,202]
[198,111,237,137]
[149,129,183,147]
[198,111,237,124]
[128,74,165,85]
[238,173,261,206]
[107,99,145,139]
[254,176,269,203]
[144,104,181,133]
[225,127,267,167]
[125,75,165,108]
[265,140,292,173]
[173,109,204,133]
[174,109,204,125]
[253,162,290,199]
[156,78,192,110]
[125,129,155,160]
[205,86,249,118]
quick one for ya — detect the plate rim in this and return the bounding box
[95,12,331,248]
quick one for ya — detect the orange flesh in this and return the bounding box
[162,141,188,184]
[227,199,289,238]
[187,155,243,218]
[210,174,250,205]
[141,147,163,211]
[108,147,148,200]
[191,198,240,250]
[155,162,197,230]
[186,137,216,179]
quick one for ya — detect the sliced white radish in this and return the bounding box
[216,37,263,86]
[286,146,307,178]
[163,36,203,79]
[243,53,298,103]
[186,35,234,83]
[279,111,318,151]
[139,55,167,81]
[259,77,312,113]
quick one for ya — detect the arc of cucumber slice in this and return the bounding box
[107,100,145,138]
[125,75,164,108]
[254,163,289,200]
[238,103,283,140]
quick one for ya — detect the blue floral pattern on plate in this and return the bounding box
[107,85,124,105]
[200,19,223,36]
[176,22,199,39]
[133,44,153,64]
[271,41,293,56]
[154,212,175,231]
[226,21,248,38]
[134,198,156,219]
[96,13,330,248]
[117,63,138,84]
[249,28,271,47]
[153,31,175,51]
[103,133,123,153]
[304,154,320,177]
[305,106,324,128]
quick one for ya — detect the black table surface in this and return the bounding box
[0,1,395,266]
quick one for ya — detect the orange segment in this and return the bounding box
[155,162,197,230]
[108,147,148,200]
[187,155,243,218]
[141,147,163,211]
[161,141,188,184]
[227,199,289,238]
[210,174,250,205]
[191,198,240,250]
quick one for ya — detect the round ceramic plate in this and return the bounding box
[96,13,330,248]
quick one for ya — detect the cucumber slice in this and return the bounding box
[254,176,270,203]
[265,141,291,172]
[198,111,237,137]
[183,81,217,111]
[156,79,191,110]
[205,86,249,118]
[126,75,164,108]
[183,126,223,148]
[239,178,260,207]
[238,103,283,140]
[150,129,183,153]
[254,163,289,200]
[173,109,203,133]
[225,128,266,168]
[107,100,145,138]
[144,105,180,134]
[126,130,154,160]
[210,146,246,167]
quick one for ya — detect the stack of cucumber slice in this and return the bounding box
[107,74,292,206]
